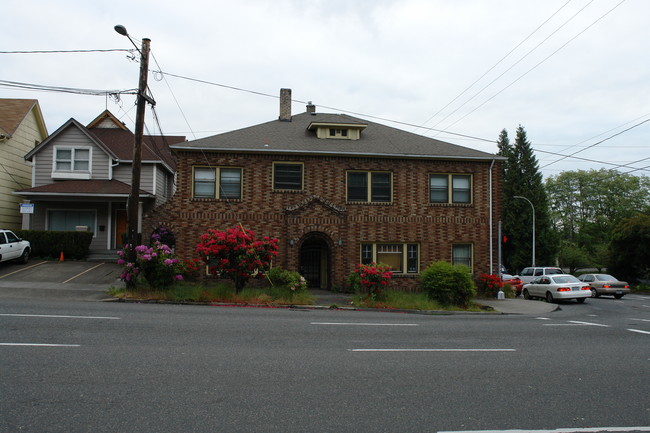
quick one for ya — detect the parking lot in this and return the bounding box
[0,260,123,301]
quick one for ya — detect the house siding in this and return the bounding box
[32,127,111,186]
[143,151,502,290]
[0,109,42,230]
[113,164,155,194]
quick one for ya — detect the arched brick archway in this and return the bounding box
[298,232,333,289]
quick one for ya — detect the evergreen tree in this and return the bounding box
[498,126,556,273]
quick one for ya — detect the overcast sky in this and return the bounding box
[3,0,648,179]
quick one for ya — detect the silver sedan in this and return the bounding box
[523,274,591,303]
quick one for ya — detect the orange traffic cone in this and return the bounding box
[59,251,64,262]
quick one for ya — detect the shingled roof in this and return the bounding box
[15,179,152,198]
[172,111,499,161]
[0,98,47,138]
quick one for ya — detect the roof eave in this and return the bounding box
[170,146,504,161]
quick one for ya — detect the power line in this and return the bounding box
[0,48,134,54]
[0,79,136,97]
[433,0,627,135]
[414,0,575,134]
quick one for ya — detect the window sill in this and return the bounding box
[52,172,91,180]
[346,201,393,206]
[192,197,242,203]
[272,189,304,194]
[428,202,473,207]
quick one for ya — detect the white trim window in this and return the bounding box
[429,174,472,204]
[193,166,242,199]
[46,209,97,236]
[452,243,473,270]
[53,147,91,179]
[360,242,419,274]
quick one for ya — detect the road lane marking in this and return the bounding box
[0,313,120,320]
[62,262,105,283]
[627,329,650,335]
[349,349,515,352]
[630,318,650,322]
[568,321,609,327]
[438,427,650,433]
[0,261,46,279]
[312,322,418,326]
[0,343,80,347]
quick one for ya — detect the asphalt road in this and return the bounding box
[1,294,649,433]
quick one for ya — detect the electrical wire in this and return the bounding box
[413,0,575,134]
[0,49,134,54]
[433,0,627,135]
[0,79,136,97]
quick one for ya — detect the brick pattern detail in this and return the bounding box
[143,152,502,290]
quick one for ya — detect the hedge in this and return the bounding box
[15,230,94,260]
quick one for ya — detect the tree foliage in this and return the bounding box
[545,169,650,270]
[498,126,556,272]
[196,225,279,292]
[608,213,650,283]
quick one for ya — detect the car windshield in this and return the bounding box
[595,274,617,281]
[552,275,580,284]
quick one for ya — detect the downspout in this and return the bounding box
[489,158,495,274]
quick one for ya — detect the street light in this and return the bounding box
[114,25,151,267]
[514,195,535,267]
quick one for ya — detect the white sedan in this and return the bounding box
[522,274,591,303]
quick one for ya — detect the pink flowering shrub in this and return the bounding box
[354,262,393,296]
[117,242,183,290]
[196,226,279,293]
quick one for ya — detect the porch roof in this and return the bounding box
[14,180,153,199]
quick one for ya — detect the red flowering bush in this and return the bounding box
[355,262,393,296]
[179,258,202,281]
[196,226,279,293]
[477,273,504,298]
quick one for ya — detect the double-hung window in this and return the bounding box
[347,171,392,203]
[273,162,303,191]
[429,174,472,204]
[193,166,242,199]
[53,147,91,179]
[360,243,419,274]
[452,244,473,270]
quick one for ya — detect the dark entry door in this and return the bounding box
[299,237,329,289]
[300,246,321,288]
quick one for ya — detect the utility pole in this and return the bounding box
[115,25,152,271]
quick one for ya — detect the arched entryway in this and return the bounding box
[298,233,331,289]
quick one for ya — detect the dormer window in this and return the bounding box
[308,121,366,140]
[329,128,348,138]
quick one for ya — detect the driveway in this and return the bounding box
[0,260,123,301]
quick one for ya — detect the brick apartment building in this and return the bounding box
[144,89,504,290]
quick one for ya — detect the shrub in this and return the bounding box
[196,226,279,293]
[15,230,93,260]
[477,273,504,298]
[354,263,393,296]
[420,261,476,307]
[178,258,202,281]
[268,267,307,293]
[117,242,183,290]
[345,271,362,293]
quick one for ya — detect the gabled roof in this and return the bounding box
[172,111,500,161]
[0,98,48,138]
[24,110,185,172]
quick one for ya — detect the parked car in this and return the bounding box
[501,274,524,296]
[577,273,630,299]
[0,229,30,264]
[522,274,591,303]
[517,266,564,284]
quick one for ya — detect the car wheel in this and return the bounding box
[17,248,29,264]
[523,289,531,300]
[590,288,599,298]
[545,292,555,303]
[576,298,586,304]
[614,294,624,299]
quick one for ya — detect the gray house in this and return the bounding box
[15,110,185,252]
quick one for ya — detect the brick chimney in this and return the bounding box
[306,101,316,114]
[279,88,292,121]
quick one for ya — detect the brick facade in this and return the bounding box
[143,150,502,290]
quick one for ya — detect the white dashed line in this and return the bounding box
[311,322,418,326]
[0,313,120,320]
[0,343,80,347]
